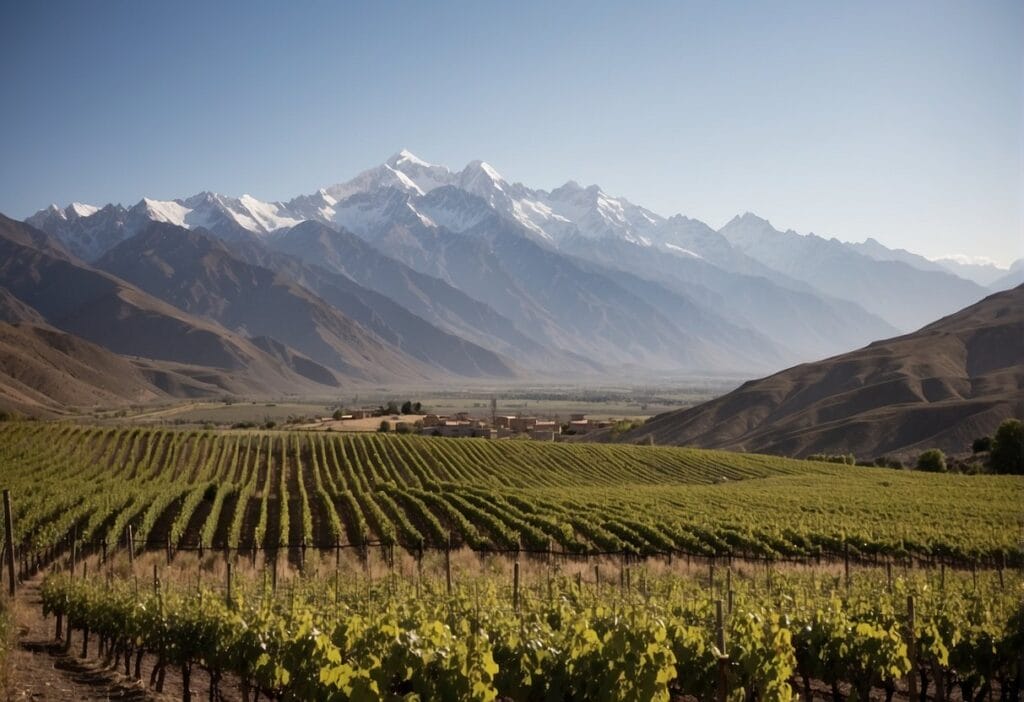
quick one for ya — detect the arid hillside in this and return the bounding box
[620,285,1024,459]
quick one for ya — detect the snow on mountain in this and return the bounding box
[322,151,438,202]
[284,189,337,223]
[845,238,1011,286]
[26,203,131,260]
[387,149,454,192]
[664,243,703,258]
[21,152,808,267]
[415,186,497,233]
[236,194,303,232]
[148,192,302,235]
[329,187,435,239]
[41,202,101,221]
[139,197,192,228]
[28,192,302,260]
[316,151,676,246]
[28,150,1004,293]
[719,212,990,331]
[544,181,660,245]
[68,202,99,218]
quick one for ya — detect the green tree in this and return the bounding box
[971,436,992,453]
[990,418,1023,474]
[915,448,946,473]
[378,419,391,433]
[401,400,413,415]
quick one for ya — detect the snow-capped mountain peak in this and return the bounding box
[139,197,191,228]
[127,193,302,239]
[68,202,99,219]
[236,194,303,232]
[463,160,504,183]
[43,202,100,221]
[456,160,508,202]
[387,149,433,169]
[28,152,776,264]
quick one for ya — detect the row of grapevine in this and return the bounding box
[1,424,1021,565]
[40,566,1024,702]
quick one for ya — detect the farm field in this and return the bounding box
[1,422,1020,565]
[34,556,1024,701]
[1,421,1022,701]
[80,381,736,427]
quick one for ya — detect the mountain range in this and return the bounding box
[2,150,1015,413]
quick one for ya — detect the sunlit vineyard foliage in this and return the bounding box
[42,565,1024,701]
[1,423,1022,564]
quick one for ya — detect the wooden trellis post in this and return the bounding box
[3,490,15,596]
[513,561,521,612]
[445,533,453,595]
[906,595,918,699]
[716,599,730,702]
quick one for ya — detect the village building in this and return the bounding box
[509,416,538,433]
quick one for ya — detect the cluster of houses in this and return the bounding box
[326,405,618,441]
[417,412,614,441]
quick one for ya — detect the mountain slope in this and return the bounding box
[317,169,897,366]
[0,214,340,393]
[0,321,166,413]
[29,150,997,379]
[265,220,575,371]
[0,321,230,414]
[349,205,763,372]
[845,237,949,273]
[721,213,989,331]
[932,258,1010,287]
[0,287,47,325]
[95,223,490,381]
[560,233,897,362]
[621,285,1024,459]
[990,260,1024,291]
[317,185,802,371]
[845,237,1013,287]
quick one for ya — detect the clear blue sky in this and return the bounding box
[1,1,1021,265]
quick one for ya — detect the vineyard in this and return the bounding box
[39,560,1024,701]
[1,422,1022,565]
[2,421,1023,700]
